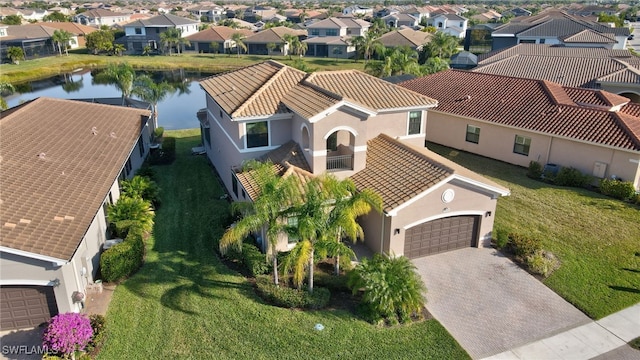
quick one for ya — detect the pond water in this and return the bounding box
[5,69,212,130]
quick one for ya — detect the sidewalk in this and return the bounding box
[483,303,640,360]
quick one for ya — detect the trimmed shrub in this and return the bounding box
[554,167,591,188]
[100,229,145,282]
[120,175,161,208]
[42,313,93,357]
[107,196,154,238]
[314,270,350,293]
[599,178,636,200]
[153,126,164,139]
[255,275,330,309]
[85,314,106,353]
[507,233,542,258]
[135,162,156,181]
[241,243,270,277]
[526,250,560,278]
[527,161,543,179]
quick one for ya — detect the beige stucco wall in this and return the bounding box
[360,211,391,255]
[600,83,640,104]
[427,111,640,189]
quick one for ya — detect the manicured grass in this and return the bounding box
[0,53,366,84]
[97,129,469,359]
[427,142,640,320]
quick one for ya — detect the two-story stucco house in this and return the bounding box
[73,9,132,27]
[427,13,468,38]
[198,61,509,261]
[0,98,151,331]
[122,13,200,54]
[304,17,370,58]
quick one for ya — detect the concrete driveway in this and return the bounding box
[413,247,591,359]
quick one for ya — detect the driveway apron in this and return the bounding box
[412,247,590,359]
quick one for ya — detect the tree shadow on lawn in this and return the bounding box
[123,252,258,315]
[608,285,640,294]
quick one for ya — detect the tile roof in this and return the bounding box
[244,27,306,43]
[399,70,640,152]
[303,36,351,45]
[185,26,252,42]
[351,134,508,212]
[492,10,629,37]
[235,141,312,200]
[36,22,97,36]
[0,97,150,261]
[125,13,198,27]
[377,28,432,48]
[304,70,438,111]
[79,8,128,18]
[474,44,640,88]
[560,29,615,43]
[3,24,56,40]
[199,61,306,118]
[307,17,370,29]
[200,61,438,119]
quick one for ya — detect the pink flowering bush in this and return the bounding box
[42,313,93,357]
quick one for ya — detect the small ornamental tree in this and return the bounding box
[42,313,93,358]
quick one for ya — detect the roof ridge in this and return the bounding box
[231,62,292,117]
[540,80,575,106]
[302,73,345,100]
[612,112,640,150]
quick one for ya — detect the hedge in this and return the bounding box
[599,178,636,200]
[241,243,270,277]
[100,228,145,282]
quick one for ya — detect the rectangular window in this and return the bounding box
[465,125,480,144]
[408,111,422,135]
[513,135,531,156]
[138,136,145,157]
[287,217,298,243]
[246,121,269,148]
[310,29,319,36]
[326,29,338,36]
[539,38,545,44]
[519,39,535,44]
[125,158,132,176]
[203,125,211,147]
[232,173,238,197]
[135,27,142,34]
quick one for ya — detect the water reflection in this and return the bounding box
[4,69,211,130]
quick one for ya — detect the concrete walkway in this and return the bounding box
[413,248,592,359]
[484,303,640,360]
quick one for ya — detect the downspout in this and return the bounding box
[545,136,553,165]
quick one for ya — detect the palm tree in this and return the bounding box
[292,38,307,58]
[52,29,75,56]
[107,196,155,238]
[120,174,161,207]
[353,31,385,64]
[348,254,427,323]
[231,32,247,58]
[142,45,152,56]
[176,36,190,55]
[112,43,126,56]
[423,31,459,59]
[282,34,296,59]
[160,28,181,55]
[209,42,220,56]
[96,62,135,101]
[6,47,24,64]
[266,42,276,56]
[132,74,176,130]
[283,174,381,292]
[219,160,301,286]
[420,57,449,75]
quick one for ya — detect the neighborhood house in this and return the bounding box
[198,61,509,260]
[0,98,151,331]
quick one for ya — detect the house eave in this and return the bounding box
[0,246,68,266]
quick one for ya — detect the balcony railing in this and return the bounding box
[327,154,353,171]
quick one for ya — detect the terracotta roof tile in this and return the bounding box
[281,83,340,119]
[0,98,150,261]
[304,70,438,111]
[244,27,306,43]
[235,141,311,200]
[199,61,306,118]
[377,28,432,48]
[561,29,615,43]
[474,45,640,89]
[399,70,640,151]
[351,134,452,212]
[186,26,252,42]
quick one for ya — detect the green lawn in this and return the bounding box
[427,143,640,320]
[0,53,365,84]
[97,129,469,359]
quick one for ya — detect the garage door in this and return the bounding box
[1,286,58,330]
[404,216,479,259]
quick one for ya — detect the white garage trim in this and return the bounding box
[1,246,67,266]
[403,210,485,230]
[0,279,56,286]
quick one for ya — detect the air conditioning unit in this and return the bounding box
[593,162,607,178]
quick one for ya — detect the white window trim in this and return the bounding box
[243,120,271,149]
[406,110,423,136]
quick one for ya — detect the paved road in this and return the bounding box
[628,22,640,50]
[413,247,590,359]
